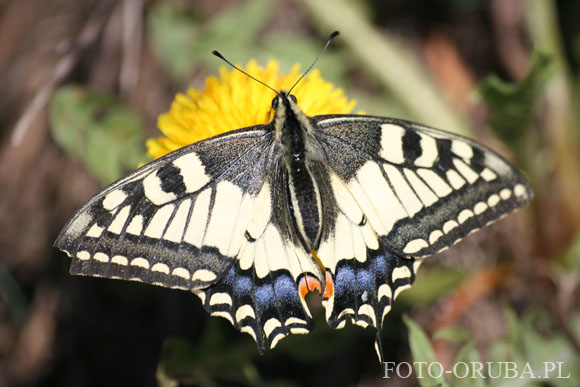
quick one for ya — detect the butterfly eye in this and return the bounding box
[272,96,279,108]
[289,95,297,103]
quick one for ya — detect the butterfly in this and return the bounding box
[55,31,532,361]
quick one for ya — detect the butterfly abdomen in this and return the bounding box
[272,93,324,250]
[287,160,322,250]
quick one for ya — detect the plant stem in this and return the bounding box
[298,0,471,136]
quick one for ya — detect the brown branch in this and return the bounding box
[120,0,143,98]
[10,0,116,147]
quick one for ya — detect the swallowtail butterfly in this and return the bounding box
[55,31,532,360]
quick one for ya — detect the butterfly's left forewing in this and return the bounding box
[55,126,320,350]
[57,128,269,288]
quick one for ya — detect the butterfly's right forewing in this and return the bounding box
[314,114,532,258]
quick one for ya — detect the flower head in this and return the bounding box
[147,60,357,159]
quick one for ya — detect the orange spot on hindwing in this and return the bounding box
[298,251,333,301]
[298,275,322,300]
[323,270,334,300]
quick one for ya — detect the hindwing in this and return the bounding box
[195,162,323,351]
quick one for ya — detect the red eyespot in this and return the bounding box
[298,275,322,300]
[322,270,334,300]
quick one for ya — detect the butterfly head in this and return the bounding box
[271,91,300,120]
[271,92,297,109]
[212,31,339,145]
[271,91,309,134]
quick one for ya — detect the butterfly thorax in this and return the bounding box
[273,92,323,250]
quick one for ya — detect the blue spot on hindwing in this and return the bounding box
[355,267,374,297]
[335,263,355,297]
[273,273,298,303]
[255,283,276,315]
[233,274,252,297]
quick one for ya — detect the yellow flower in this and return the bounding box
[146,60,357,159]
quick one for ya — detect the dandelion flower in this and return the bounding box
[147,60,357,159]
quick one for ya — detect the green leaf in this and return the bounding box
[479,51,551,143]
[147,4,201,80]
[450,341,485,387]
[192,0,274,69]
[488,307,580,387]
[432,326,471,344]
[404,315,450,387]
[262,32,347,84]
[398,266,465,307]
[50,85,147,185]
[147,0,274,81]
[202,0,272,50]
[503,305,522,354]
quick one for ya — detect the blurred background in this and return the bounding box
[1,0,580,386]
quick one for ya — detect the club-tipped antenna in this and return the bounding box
[212,31,339,97]
[287,30,340,94]
[212,50,280,96]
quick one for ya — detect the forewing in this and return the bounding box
[314,115,532,257]
[56,127,273,288]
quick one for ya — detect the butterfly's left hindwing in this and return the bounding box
[195,162,322,351]
[55,126,321,350]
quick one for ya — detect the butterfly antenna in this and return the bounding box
[287,30,340,94]
[212,50,280,96]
